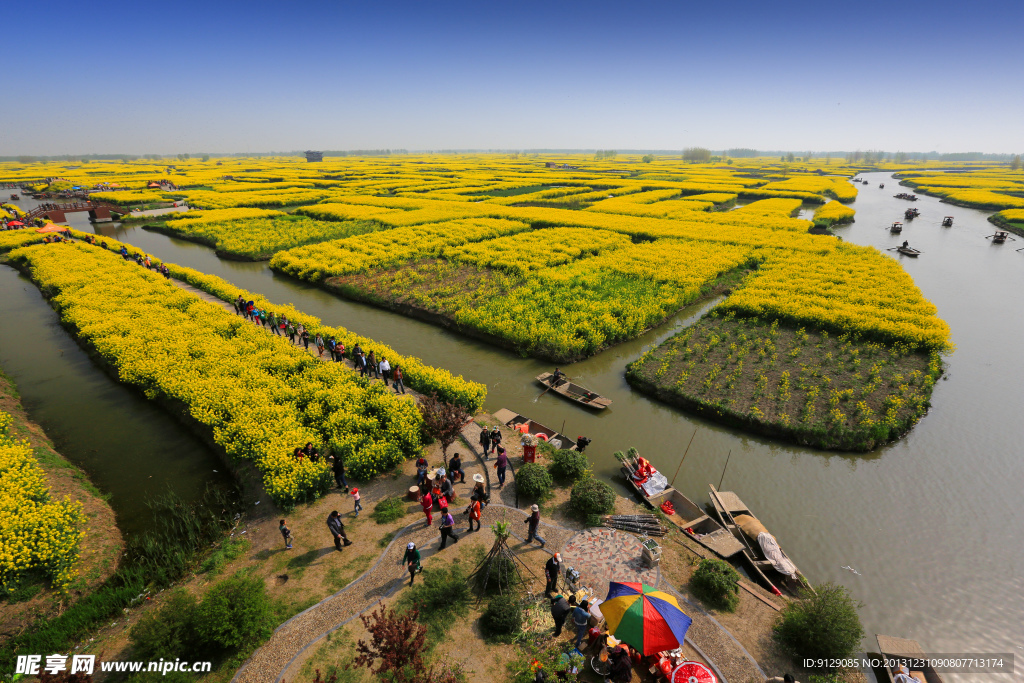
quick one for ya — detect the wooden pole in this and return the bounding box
[717,449,732,491]
[669,429,697,488]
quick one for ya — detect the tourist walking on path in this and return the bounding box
[392,365,405,393]
[279,519,293,550]
[287,322,297,344]
[332,456,349,492]
[357,351,368,377]
[421,491,434,526]
[479,427,491,460]
[301,328,310,349]
[465,497,481,532]
[550,594,571,636]
[327,337,336,360]
[315,334,325,357]
[572,600,591,649]
[402,542,422,585]
[494,447,508,488]
[471,474,489,507]
[326,510,352,551]
[268,312,279,334]
[379,357,391,383]
[448,453,464,484]
[438,507,459,549]
[351,487,362,515]
[489,426,502,455]
[366,351,378,378]
[524,504,546,548]
[545,553,561,594]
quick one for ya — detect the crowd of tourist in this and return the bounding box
[230,295,407,394]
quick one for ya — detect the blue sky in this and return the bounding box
[4,0,1022,155]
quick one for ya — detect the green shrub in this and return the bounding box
[400,564,472,648]
[195,572,273,651]
[690,558,740,612]
[773,582,864,661]
[569,477,615,518]
[516,462,553,500]
[548,449,590,483]
[130,590,200,659]
[370,496,407,524]
[481,594,523,637]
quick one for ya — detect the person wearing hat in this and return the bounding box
[448,452,464,484]
[524,504,546,548]
[465,495,482,532]
[471,473,489,507]
[550,593,571,637]
[607,642,632,683]
[401,542,422,584]
[545,553,562,594]
[351,487,362,516]
[489,426,502,455]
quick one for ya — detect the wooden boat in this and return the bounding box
[986,231,1015,244]
[618,467,745,560]
[708,485,809,596]
[875,634,946,683]
[941,216,953,227]
[904,208,919,219]
[897,246,921,257]
[890,221,903,233]
[862,180,869,185]
[492,407,576,451]
[9,194,19,200]
[536,373,611,410]
[879,183,885,188]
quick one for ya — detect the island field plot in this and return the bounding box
[4,154,952,399]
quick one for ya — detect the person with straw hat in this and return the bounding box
[471,473,489,507]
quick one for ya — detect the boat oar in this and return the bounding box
[537,373,568,400]
[670,429,697,488]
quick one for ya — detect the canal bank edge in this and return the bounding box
[0,371,123,631]
[2,258,268,505]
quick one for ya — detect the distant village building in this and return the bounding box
[304,151,324,162]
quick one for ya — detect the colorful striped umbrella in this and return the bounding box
[601,582,692,655]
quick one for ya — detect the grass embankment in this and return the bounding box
[988,210,1024,238]
[627,311,942,451]
[0,372,122,635]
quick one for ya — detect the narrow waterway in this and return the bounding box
[7,181,1023,675]
[0,266,233,536]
